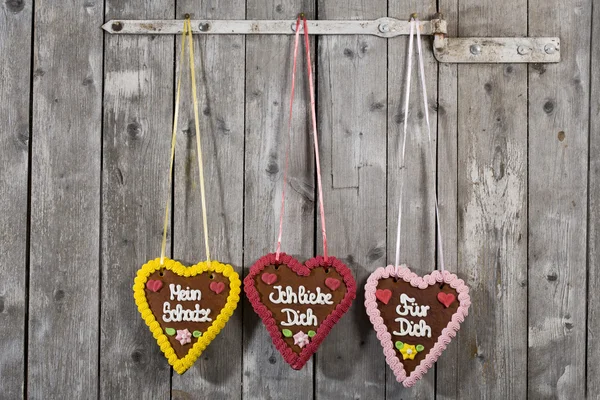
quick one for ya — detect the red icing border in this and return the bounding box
[244,252,357,370]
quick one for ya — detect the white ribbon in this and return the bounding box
[394,17,446,273]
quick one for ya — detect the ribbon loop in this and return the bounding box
[160,18,211,266]
[275,15,328,261]
[394,17,446,272]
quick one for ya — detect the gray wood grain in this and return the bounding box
[171,1,245,399]
[385,2,439,399]
[315,1,387,399]
[27,0,102,398]
[456,0,528,398]
[0,0,32,398]
[588,0,600,395]
[100,2,174,398]
[434,2,460,399]
[243,1,316,398]
[528,0,591,398]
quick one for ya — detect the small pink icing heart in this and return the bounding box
[209,281,226,294]
[437,292,456,308]
[146,279,163,292]
[325,277,341,291]
[261,272,278,285]
[375,288,392,304]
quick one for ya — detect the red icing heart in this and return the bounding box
[437,292,456,308]
[245,253,356,370]
[375,289,392,304]
[325,277,341,291]
[209,281,226,295]
[261,272,278,285]
[146,279,163,292]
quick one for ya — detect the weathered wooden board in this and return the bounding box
[100,2,174,399]
[435,1,460,399]
[0,1,32,398]
[528,0,591,398]
[316,1,387,399]
[588,0,600,395]
[386,2,440,398]
[27,0,102,398]
[456,0,528,398]
[171,1,245,398]
[243,1,315,398]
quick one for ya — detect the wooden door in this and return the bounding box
[0,0,596,398]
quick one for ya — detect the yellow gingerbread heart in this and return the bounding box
[133,257,241,374]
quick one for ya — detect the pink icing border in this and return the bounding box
[364,264,471,387]
[244,252,357,370]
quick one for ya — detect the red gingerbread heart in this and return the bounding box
[244,252,356,370]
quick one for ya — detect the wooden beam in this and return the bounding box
[386,2,439,398]
[315,0,387,399]
[243,1,315,398]
[456,0,529,397]
[588,0,600,395]
[434,0,460,398]
[0,0,32,397]
[528,0,591,397]
[100,1,174,398]
[28,0,103,397]
[171,1,245,397]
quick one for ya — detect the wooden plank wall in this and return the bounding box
[0,0,596,399]
[457,0,529,398]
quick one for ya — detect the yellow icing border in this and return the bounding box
[133,257,241,374]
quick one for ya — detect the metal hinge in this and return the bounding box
[102,15,560,64]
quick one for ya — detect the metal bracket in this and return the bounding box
[102,17,560,64]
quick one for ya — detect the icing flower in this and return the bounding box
[293,331,310,349]
[399,343,418,360]
[175,328,192,345]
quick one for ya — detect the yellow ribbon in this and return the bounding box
[160,18,211,265]
[186,19,211,264]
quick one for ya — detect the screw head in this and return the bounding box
[544,43,556,54]
[470,44,481,55]
[112,21,123,32]
[517,45,530,55]
[379,23,390,33]
[198,22,211,32]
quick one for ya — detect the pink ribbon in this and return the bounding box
[276,15,329,262]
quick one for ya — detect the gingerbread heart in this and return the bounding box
[364,265,470,387]
[244,252,356,370]
[133,258,241,374]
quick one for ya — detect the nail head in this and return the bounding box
[544,43,556,54]
[470,44,481,55]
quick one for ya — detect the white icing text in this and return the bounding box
[268,285,333,327]
[161,284,212,323]
[163,303,212,323]
[269,285,333,305]
[280,308,318,326]
[393,294,432,338]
